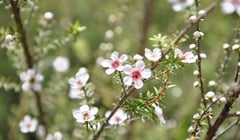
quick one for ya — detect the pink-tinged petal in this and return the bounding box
[111,51,119,59]
[123,65,132,74]
[123,76,132,86]
[72,110,81,119]
[90,107,99,115]
[142,69,151,79]
[133,54,143,60]
[106,68,115,75]
[135,61,145,70]
[80,105,90,112]
[68,78,76,85]
[88,116,95,121]
[221,2,235,14]
[133,80,143,89]
[119,54,128,62]
[186,0,194,6]
[116,66,123,71]
[101,60,111,67]
[144,48,151,55]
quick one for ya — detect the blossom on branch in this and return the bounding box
[68,67,89,89]
[72,105,98,123]
[105,108,128,125]
[152,104,166,125]
[174,48,197,63]
[101,51,128,75]
[19,69,44,92]
[123,61,151,89]
[19,115,38,133]
[221,0,240,16]
[167,0,194,12]
[144,48,162,62]
[52,56,70,72]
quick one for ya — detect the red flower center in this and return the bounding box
[131,69,141,80]
[83,112,90,120]
[111,60,120,69]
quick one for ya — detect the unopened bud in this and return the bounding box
[223,43,230,49]
[193,31,204,38]
[208,80,217,87]
[206,91,215,99]
[232,44,240,51]
[193,81,200,88]
[200,53,207,59]
[193,70,199,76]
[189,44,196,49]
[198,10,206,16]
[44,11,54,20]
[219,97,227,103]
[193,113,200,120]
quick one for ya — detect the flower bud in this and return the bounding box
[44,11,54,20]
[232,44,240,51]
[222,43,230,49]
[193,31,204,38]
[208,80,216,87]
[193,81,200,88]
[200,53,207,59]
[198,10,206,16]
[189,16,197,23]
[219,96,227,103]
[193,70,199,76]
[188,126,195,133]
[189,44,196,49]
[5,34,14,42]
[193,113,200,120]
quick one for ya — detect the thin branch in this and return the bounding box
[213,119,240,140]
[138,0,153,55]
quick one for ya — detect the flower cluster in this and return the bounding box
[174,48,197,63]
[19,69,44,92]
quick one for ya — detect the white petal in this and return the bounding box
[36,74,44,82]
[172,4,183,12]
[123,76,132,86]
[135,61,145,70]
[133,80,143,89]
[27,69,35,76]
[221,2,235,14]
[90,107,99,115]
[119,54,128,62]
[19,72,27,81]
[101,60,111,67]
[236,6,240,16]
[111,51,119,59]
[68,77,76,85]
[133,54,143,60]
[142,69,151,79]
[80,105,90,112]
[123,65,132,74]
[106,69,115,75]
[32,83,42,91]
[105,111,111,118]
[22,83,31,92]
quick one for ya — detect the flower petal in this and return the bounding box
[123,65,132,74]
[135,61,145,70]
[101,59,111,67]
[142,69,151,79]
[111,51,119,59]
[106,69,115,75]
[80,105,90,112]
[221,2,235,14]
[119,54,128,62]
[123,76,132,86]
[133,80,143,89]
[90,107,99,115]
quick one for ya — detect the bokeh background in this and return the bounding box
[0,0,239,139]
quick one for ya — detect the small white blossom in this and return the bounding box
[152,104,166,124]
[208,80,217,87]
[205,91,215,99]
[188,126,195,133]
[72,105,98,123]
[46,131,62,140]
[144,48,162,62]
[193,81,200,88]
[174,48,197,63]
[232,44,240,51]
[69,88,85,99]
[212,97,218,102]
[223,43,230,49]
[101,51,128,75]
[19,69,44,92]
[200,53,207,59]
[68,67,89,89]
[5,34,14,42]
[220,96,227,103]
[189,44,196,49]
[19,115,38,133]
[198,10,206,16]
[221,0,240,16]
[133,54,143,60]
[193,31,204,38]
[52,56,70,72]
[105,30,114,39]
[44,11,54,20]
[105,109,128,125]
[193,70,199,76]
[168,0,194,12]
[189,15,197,22]
[123,61,151,89]
[193,113,200,120]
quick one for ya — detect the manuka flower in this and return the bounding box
[72,105,98,123]
[68,67,89,89]
[221,0,240,16]
[123,61,151,89]
[69,88,85,99]
[167,0,194,12]
[52,56,70,72]
[19,115,38,133]
[19,69,44,92]
[101,51,128,75]
[152,104,166,125]
[46,131,62,140]
[105,108,128,125]
[144,48,162,62]
[174,48,197,63]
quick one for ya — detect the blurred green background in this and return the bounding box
[0,0,239,139]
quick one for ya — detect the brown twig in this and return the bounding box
[138,0,153,55]
[9,0,48,134]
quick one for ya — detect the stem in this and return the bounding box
[138,0,153,55]
[119,71,127,97]
[9,0,48,134]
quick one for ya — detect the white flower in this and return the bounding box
[144,48,162,62]
[68,67,89,89]
[168,0,194,12]
[46,131,62,140]
[44,11,54,20]
[72,105,98,123]
[200,53,207,59]
[5,34,14,42]
[223,43,230,49]
[205,91,215,99]
[133,54,143,60]
[19,69,44,92]
[193,113,200,120]
[232,44,240,51]
[221,0,240,16]
[152,104,166,125]
[69,88,85,99]
[123,61,151,89]
[19,115,38,133]
[189,15,197,22]
[101,51,128,75]
[105,109,128,125]
[174,48,197,63]
[52,56,70,72]
[193,31,204,38]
